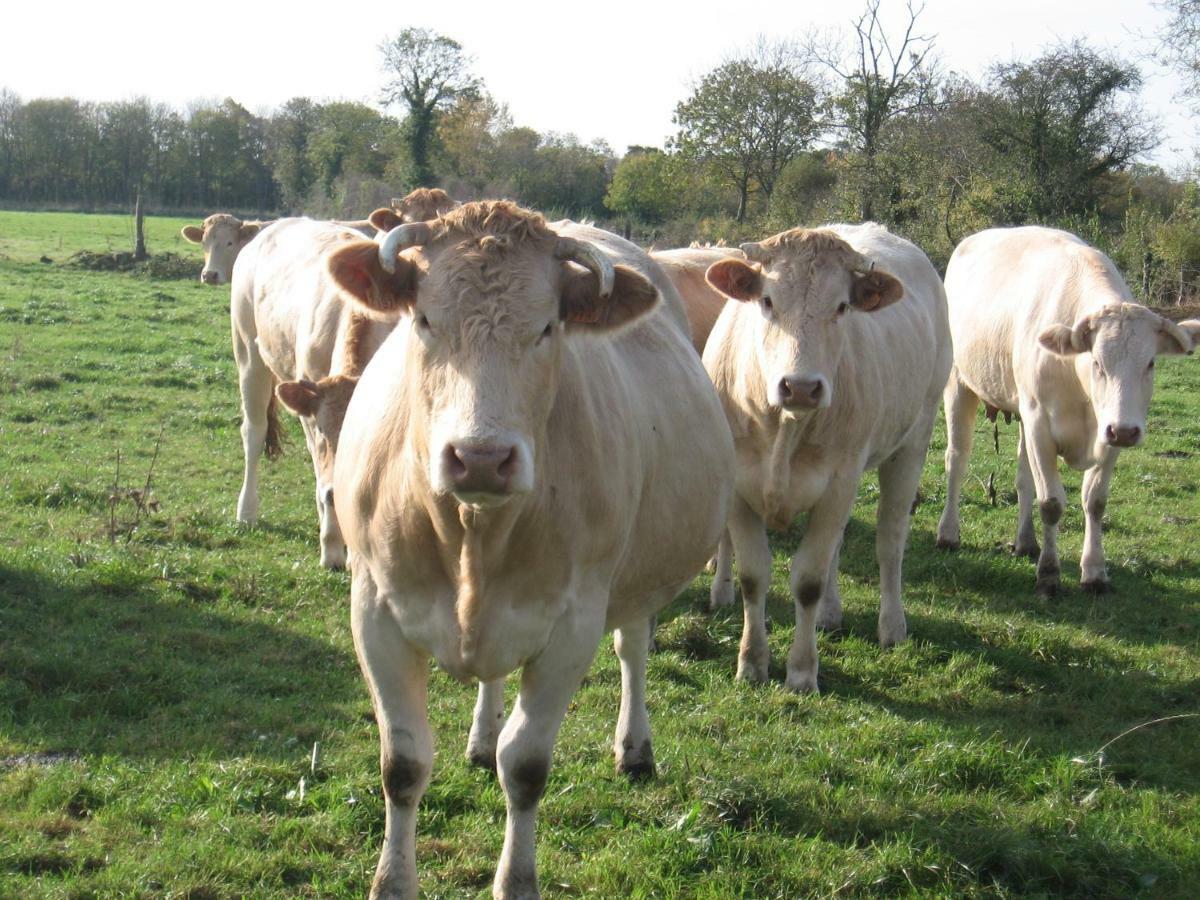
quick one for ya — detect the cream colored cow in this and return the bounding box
[229,218,391,568]
[936,225,1200,595]
[703,223,952,693]
[327,201,734,899]
[181,214,271,285]
[650,246,741,353]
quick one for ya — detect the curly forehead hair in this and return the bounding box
[431,201,557,249]
[202,213,242,230]
[759,228,864,269]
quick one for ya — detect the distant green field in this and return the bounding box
[1,210,1198,898]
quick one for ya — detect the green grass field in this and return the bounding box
[1,210,1198,898]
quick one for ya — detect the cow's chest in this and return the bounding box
[378,571,570,684]
[736,440,836,529]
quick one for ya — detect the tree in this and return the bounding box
[379,28,480,186]
[436,91,512,191]
[672,41,821,222]
[814,0,940,220]
[1158,0,1200,105]
[267,97,321,210]
[977,41,1157,221]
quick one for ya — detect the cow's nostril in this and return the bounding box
[498,447,517,478]
[778,377,793,401]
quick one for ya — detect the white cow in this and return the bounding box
[229,218,391,568]
[182,214,271,285]
[327,201,734,898]
[936,225,1200,595]
[703,223,952,693]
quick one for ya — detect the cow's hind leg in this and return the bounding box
[234,336,274,525]
[876,443,926,648]
[614,616,655,778]
[726,496,773,683]
[1080,449,1119,593]
[494,603,606,900]
[351,565,431,900]
[467,678,506,771]
[709,530,735,610]
[1013,423,1040,559]
[936,368,979,550]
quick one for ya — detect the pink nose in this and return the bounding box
[445,443,517,495]
[778,376,824,409]
[201,270,220,284]
[1105,424,1141,447]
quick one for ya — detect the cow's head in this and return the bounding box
[181,214,262,285]
[369,188,459,234]
[275,374,359,568]
[327,201,657,509]
[706,229,903,415]
[1039,305,1200,450]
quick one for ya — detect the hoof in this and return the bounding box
[935,536,960,551]
[616,740,655,781]
[1035,576,1061,599]
[878,621,908,649]
[1081,578,1112,595]
[815,613,843,633]
[735,656,769,684]
[466,746,497,772]
[784,670,819,694]
[1012,541,1040,560]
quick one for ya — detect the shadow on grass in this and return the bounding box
[0,559,360,762]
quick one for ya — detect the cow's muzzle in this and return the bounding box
[200,269,222,285]
[1104,424,1143,448]
[443,441,518,500]
[775,374,830,411]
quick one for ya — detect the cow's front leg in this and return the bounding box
[1022,408,1068,598]
[467,678,506,770]
[494,604,606,900]
[1013,423,1040,558]
[234,343,274,525]
[1080,449,1119,593]
[350,566,431,900]
[936,368,979,550]
[815,537,843,632]
[725,495,773,683]
[786,477,857,693]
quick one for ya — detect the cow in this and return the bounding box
[181,214,272,285]
[650,246,741,354]
[702,223,952,693]
[326,200,734,898]
[229,218,392,568]
[367,187,460,235]
[183,211,387,285]
[935,226,1200,596]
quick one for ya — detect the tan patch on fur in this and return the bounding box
[342,312,376,377]
[393,188,457,223]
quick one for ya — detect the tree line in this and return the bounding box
[2,1,1200,303]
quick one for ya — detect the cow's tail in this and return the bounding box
[263,388,285,461]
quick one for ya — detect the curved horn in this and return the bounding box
[377,222,433,273]
[1157,314,1195,355]
[846,249,876,274]
[555,236,615,298]
[739,242,770,263]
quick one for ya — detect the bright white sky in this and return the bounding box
[1,0,1194,169]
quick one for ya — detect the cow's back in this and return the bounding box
[651,247,741,353]
[945,226,1132,410]
[231,218,367,380]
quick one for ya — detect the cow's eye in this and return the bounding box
[761,296,773,312]
[417,314,431,330]
[540,322,554,341]
[1147,359,1155,372]
[226,241,234,247]
[836,301,849,316]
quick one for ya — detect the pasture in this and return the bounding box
[1,209,1199,898]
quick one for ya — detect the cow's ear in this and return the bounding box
[276,379,321,417]
[850,269,904,311]
[238,222,261,243]
[1158,317,1200,356]
[369,207,402,233]
[706,258,763,301]
[181,225,204,244]
[1039,324,1082,356]
[560,264,658,331]
[327,240,418,317]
